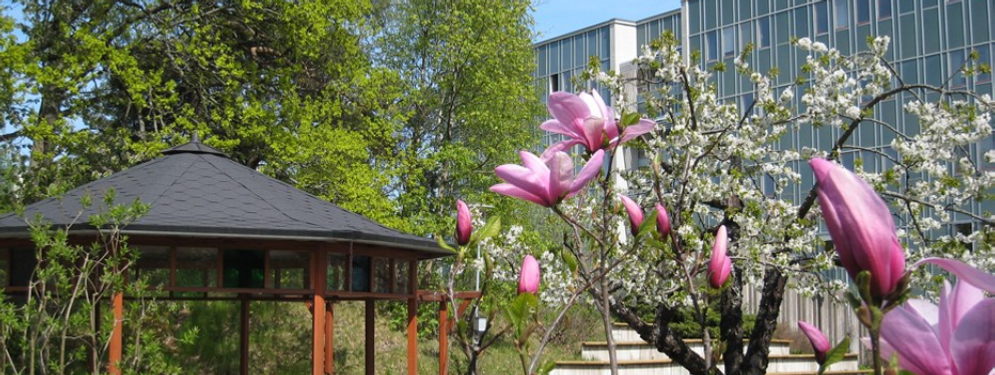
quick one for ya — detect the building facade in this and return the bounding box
[534,0,995,240]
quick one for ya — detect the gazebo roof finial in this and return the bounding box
[191,131,200,143]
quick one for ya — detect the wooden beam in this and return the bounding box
[439,301,448,375]
[109,292,123,375]
[365,300,375,375]
[325,302,333,375]
[240,296,250,375]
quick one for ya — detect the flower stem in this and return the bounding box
[869,328,882,375]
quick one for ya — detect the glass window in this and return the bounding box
[816,2,830,35]
[395,259,411,294]
[268,250,309,290]
[835,0,850,29]
[978,45,991,83]
[222,249,265,289]
[857,0,871,24]
[175,247,218,297]
[758,17,771,49]
[950,50,966,87]
[351,256,371,292]
[707,31,719,61]
[0,249,7,287]
[878,0,892,19]
[327,253,347,291]
[723,26,736,58]
[373,258,391,293]
[740,22,753,49]
[133,246,171,290]
[926,55,943,87]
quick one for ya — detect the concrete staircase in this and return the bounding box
[550,324,866,375]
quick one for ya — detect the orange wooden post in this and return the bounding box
[312,294,326,375]
[325,302,334,375]
[240,297,250,375]
[406,297,418,375]
[365,300,375,375]
[109,292,123,375]
[438,301,448,375]
[312,248,327,375]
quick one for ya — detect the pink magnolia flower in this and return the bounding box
[810,158,905,298]
[541,90,655,154]
[620,195,643,235]
[871,279,995,375]
[518,255,540,295]
[491,149,605,207]
[655,203,671,239]
[455,200,472,246]
[708,225,731,289]
[798,321,830,364]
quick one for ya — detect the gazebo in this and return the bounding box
[0,138,476,375]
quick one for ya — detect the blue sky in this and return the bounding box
[531,0,682,42]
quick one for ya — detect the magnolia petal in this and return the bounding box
[582,117,606,151]
[547,151,573,203]
[519,151,550,182]
[579,92,603,119]
[912,258,995,294]
[490,183,550,207]
[940,280,986,361]
[541,141,579,162]
[495,164,546,195]
[881,303,954,375]
[567,150,605,197]
[709,226,730,288]
[540,119,579,138]
[547,92,591,129]
[590,89,609,118]
[950,299,995,375]
[618,119,656,143]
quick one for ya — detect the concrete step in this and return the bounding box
[549,353,860,375]
[580,339,792,361]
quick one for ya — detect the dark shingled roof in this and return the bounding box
[0,140,449,258]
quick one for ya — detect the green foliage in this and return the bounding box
[0,194,182,374]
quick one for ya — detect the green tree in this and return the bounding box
[1,0,402,226]
[372,0,544,236]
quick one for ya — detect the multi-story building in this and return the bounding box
[534,0,995,241]
[533,1,994,350]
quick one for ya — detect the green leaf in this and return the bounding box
[621,112,642,126]
[472,216,501,244]
[819,336,851,375]
[436,236,457,253]
[561,249,578,273]
[537,360,557,375]
[636,210,658,238]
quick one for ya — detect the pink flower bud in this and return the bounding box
[797,321,830,364]
[810,158,905,298]
[455,200,472,246]
[655,203,671,239]
[708,225,731,289]
[620,195,643,235]
[518,255,540,295]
